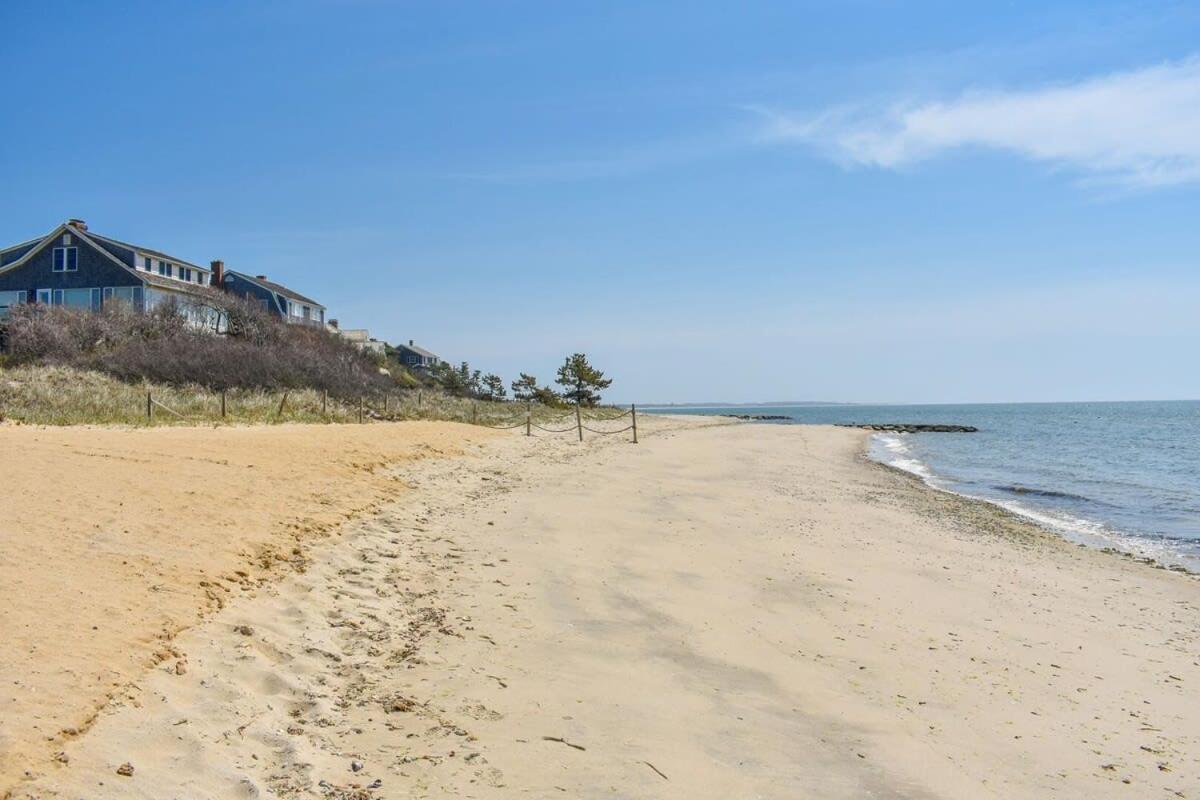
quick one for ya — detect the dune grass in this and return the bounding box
[0,366,632,428]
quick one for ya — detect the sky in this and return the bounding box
[3,1,1200,404]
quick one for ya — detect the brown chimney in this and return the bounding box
[67,218,88,231]
[409,339,414,346]
[210,260,225,287]
[256,275,267,281]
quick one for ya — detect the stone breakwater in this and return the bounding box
[837,423,978,433]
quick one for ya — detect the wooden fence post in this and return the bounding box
[472,403,477,425]
[384,394,390,415]
[358,396,364,424]
[575,403,583,442]
[631,403,638,444]
[322,389,328,415]
[526,404,531,437]
[220,390,227,419]
[146,391,152,421]
[277,392,289,417]
[417,390,422,408]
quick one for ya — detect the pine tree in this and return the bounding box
[554,353,612,407]
[511,373,539,401]
[481,373,507,401]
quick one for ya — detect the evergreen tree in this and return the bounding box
[481,373,507,401]
[532,385,564,407]
[511,372,539,401]
[455,361,482,397]
[433,361,466,395]
[554,353,612,407]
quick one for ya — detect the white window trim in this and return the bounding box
[52,247,79,272]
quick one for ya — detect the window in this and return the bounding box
[0,290,26,319]
[57,288,92,309]
[158,260,168,276]
[53,247,78,272]
[62,233,73,245]
[302,305,311,319]
[107,286,144,308]
[143,256,151,270]
[36,289,51,305]
[180,267,192,282]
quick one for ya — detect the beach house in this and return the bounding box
[0,220,327,327]
[393,340,442,370]
[330,326,387,356]
[0,220,216,319]
[220,270,327,327]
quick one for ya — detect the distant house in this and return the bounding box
[221,271,327,327]
[393,340,442,370]
[332,326,386,356]
[0,220,329,330]
[0,219,218,320]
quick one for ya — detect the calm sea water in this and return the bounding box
[643,401,1200,568]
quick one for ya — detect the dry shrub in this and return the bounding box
[3,292,389,399]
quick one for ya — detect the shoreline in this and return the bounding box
[5,419,1199,798]
[866,430,1198,575]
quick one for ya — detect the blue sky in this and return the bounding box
[3,1,1200,403]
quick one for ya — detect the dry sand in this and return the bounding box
[3,418,1199,798]
[0,422,497,793]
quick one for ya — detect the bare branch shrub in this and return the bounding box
[3,297,389,399]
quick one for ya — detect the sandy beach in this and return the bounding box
[3,418,1198,799]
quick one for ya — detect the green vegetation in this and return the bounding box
[481,373,506,401]
[556,353,613,406]
[0,365,624,427]
[0,292,620,425]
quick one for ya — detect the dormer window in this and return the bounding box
[158,261,169,276]
[53,247,78,272]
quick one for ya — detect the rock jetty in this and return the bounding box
[723,414,792,421]
[836,423,978,433]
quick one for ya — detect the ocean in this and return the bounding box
[643,401,1200,569]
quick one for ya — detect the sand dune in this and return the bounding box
[4,419,1199,798]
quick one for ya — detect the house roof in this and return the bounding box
[0,235,44,258]
[87,232,208,272]
[0,222,152,285]
[227,271,325,309]
[0,222,211,290]
[0,222,318,306]
[397,342,439,359]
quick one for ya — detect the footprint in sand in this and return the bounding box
[458,702,503,721]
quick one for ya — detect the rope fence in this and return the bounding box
[137,390,639,443]
[480,402,640,443]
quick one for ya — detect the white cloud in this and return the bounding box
[761,57,1200,187]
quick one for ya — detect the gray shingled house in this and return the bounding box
[0,220,326,328]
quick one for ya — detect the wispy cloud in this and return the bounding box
[760,57,1200,187]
